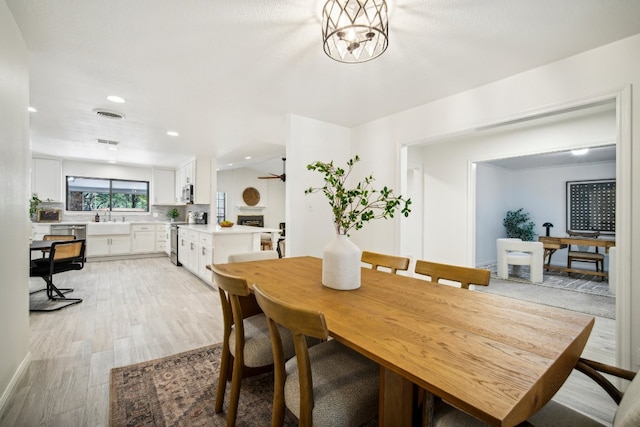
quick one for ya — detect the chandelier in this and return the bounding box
[322,0,389,63]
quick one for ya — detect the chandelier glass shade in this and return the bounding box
[322,0,389,63]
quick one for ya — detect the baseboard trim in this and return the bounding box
[0,351,32,419]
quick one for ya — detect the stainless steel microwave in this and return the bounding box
[182,184,193,203]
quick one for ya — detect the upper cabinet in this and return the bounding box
[31,158,62,202]
[152,168,176,205]
[176,156,211,204]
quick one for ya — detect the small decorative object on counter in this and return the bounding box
[219,220,234,228]
[95,213,100,222]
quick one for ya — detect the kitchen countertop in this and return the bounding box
[177,224,281,235]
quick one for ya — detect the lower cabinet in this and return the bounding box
[178,228,213,285]
[87,235,131,257]
[131,224,156,253]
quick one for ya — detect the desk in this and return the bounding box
[539,236,616,278]
[213,256,594,427]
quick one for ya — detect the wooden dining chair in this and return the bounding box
[414,260,490,289]
[361,250,410,274]
[430,357,640,427]
[210,266,295,427]
[253,284,379,427]
[566,230,605,277]
[29,239,85,311]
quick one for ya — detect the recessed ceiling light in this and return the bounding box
[107,159,116,164]
[571,148,589,156]
[108,146,118,151]
[245,156,252,160]
[167,131,179,137]
[28,106,37,112]
[107,95,126,103]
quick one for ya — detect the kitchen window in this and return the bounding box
[66,176,149,212]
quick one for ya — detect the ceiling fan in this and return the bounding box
[258,157,286,182]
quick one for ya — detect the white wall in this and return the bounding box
[63,160,152,182]
[286,114,351,257]
[476,161,616,266]
[216,167,285,229]
[288,34,640,367]
[0,1,30,413]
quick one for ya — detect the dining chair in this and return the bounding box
[40,234,76,258]
[361,250,410,274]
[414,259,490,289]
[430,357,640,427]
[252,284,379,427]
[227,250,279,263]
[567,230,605,278]
[210,266,295,427]
[29,239,85,311]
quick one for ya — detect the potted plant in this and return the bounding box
[305,155,411,290]
[167,208,180,222]
[29,193,42,220]
[503,208,536,241]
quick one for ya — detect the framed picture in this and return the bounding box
[566,179,615,234]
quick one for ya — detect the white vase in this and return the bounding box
[322,234,362,290]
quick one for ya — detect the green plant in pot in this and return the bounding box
[305,155,411,290]
[167,208,180,221]
[29,193,42,220]
[503,208,536,241]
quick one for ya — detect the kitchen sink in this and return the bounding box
[87,222,131,235]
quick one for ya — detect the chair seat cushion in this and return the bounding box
[433,399,605,427]
[506,251,532,265]
[229,314,295,367]
[284,339,379,427]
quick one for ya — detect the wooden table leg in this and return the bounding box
[379,366,419,426]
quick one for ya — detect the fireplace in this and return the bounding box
[237,215,264,227]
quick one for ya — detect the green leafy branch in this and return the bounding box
[305,155,411,235]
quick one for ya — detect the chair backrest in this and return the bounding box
[210,266,262,356]
[50,239,85,262]
[614,370,640,426]
[361,251,410,274]
[253,284,328,426]
[228,250,279,263]
[43,234,76,241]
[567,230,601,253]
[414,260,490,289]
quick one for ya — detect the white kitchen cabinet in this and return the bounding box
[157,224,169,254]
[153,168,176,205]
[31,158,62,202]
[178,228,197,271]
[87,235,131,256]
[196,233,213,283]
[131,224,156,253]
[175,157,211,204]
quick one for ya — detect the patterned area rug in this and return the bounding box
[477,263,614,297]
[110,344,298,426]
[476,264,615,319]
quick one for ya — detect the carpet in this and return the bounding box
[476,264,615,319]
[110,343,298,426]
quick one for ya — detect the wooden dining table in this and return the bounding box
[212,256,594,427]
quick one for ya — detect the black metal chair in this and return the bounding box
[29,239,85,311]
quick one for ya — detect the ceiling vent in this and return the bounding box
[97,138,119,146]
[93,108,125,120]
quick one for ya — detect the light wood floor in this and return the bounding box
[0,257,617,426]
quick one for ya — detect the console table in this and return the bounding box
[539,236,615,278]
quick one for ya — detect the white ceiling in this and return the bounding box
[7,0,640,171]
